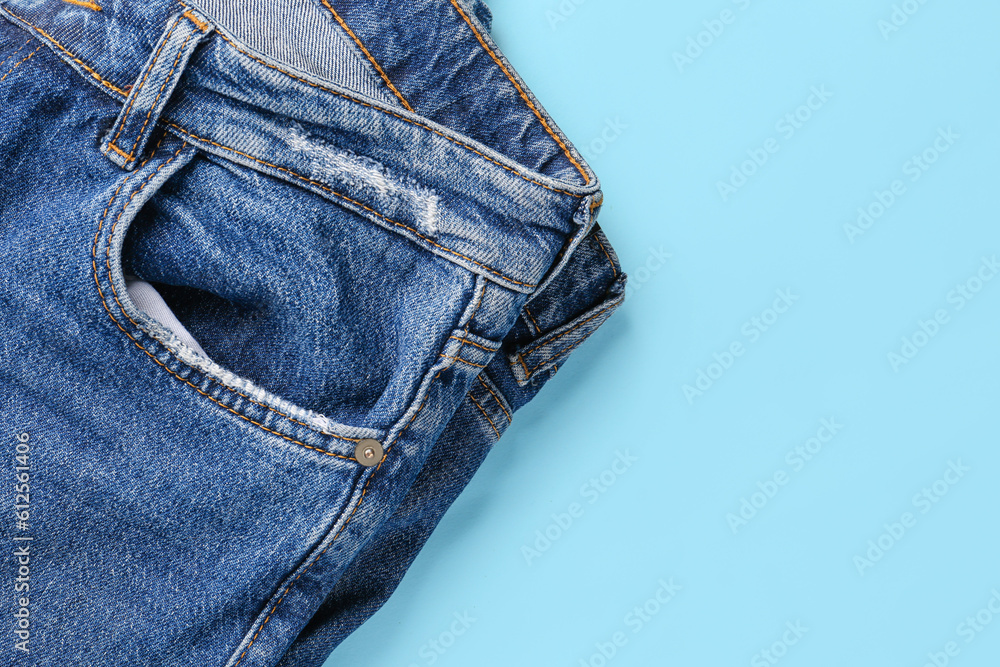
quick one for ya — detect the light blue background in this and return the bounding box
[333,1,1000,665]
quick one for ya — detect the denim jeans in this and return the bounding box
[0,1,624,665]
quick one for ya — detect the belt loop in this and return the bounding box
[100,6,213,170]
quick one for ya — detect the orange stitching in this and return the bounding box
[1,6,128,95]
[124,27,196,160]
[439,353,486,369]
[231,369,442,666]
[0,38,32,71]
[521,300,617,360]
[105,242,359,439]
[446,0,589,183]
[95,143,356,458]
[468,392,500,439]
[319,0,412,112]
[517,351,530,378]
[91,143,358,460]
[181,9,209,32]
[5,2,584,198]
[447,335,496,353]
[0,44,40,83]
[523,306,542,334]
[164,121,537,289]
[103,211,361,438]
[594,233,618,279]
[106,142,132,160]
[99,138,359,443]
[206,30,582,199]
[61,0,102,10]
[477,375,510,422]
[108,14,184,156]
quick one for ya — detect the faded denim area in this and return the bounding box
[0,0,623,665]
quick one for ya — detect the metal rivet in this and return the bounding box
[354,438,383,467]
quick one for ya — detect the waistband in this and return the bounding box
[0,0,602,293]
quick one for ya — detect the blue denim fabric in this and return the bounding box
[0,1,624,665]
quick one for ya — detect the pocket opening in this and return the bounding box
[102,140,476,452]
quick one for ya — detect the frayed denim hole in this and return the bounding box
[285,122,441,238]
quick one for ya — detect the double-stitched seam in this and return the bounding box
[594,233,618,279]
[439,353,486,369]
[0,44,40,83]
[468,391,500,439]
[318,0,412,112]
[91,144,359,460]
[447,334,497,353]
[446,0,589,183]
[517,352,531,378]
[106,142,132,160]
[0,6,128,95]
[190,27,582,198]
[61,0,102,10]
[125,12,210,159]
[523,306,542,335]
[103,247,361,441]
[0,37,32,71]
[102,148,352,439]
[164,121,537,289]
[518,301,618,377]
[107,14,184,157]
[232,369,442,666]
[122,26,197,161]
[95,140,348,439]
[477,375,510,422]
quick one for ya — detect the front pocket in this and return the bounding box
[97,137,478,457]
